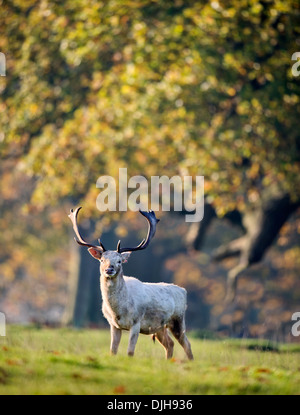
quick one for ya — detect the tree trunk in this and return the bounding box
[188,193,300,302]
[62,219,104,327]
[62,235,101,327]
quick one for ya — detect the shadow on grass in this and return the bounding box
[48,355,107,370]
[190,331,300,354]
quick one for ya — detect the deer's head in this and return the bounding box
[68,207,159,278]
[88,250,130,278]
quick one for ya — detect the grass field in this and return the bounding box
[0,325,299,395]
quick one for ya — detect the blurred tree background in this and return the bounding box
[0,0,299,341]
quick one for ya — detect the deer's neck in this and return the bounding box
[100,269,127,313]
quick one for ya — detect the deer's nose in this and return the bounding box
[105,267,114,274]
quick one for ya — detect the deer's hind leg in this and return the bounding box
[169,317,194,360]
[155,327,174,359]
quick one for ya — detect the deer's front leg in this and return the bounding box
[127,322,140,357]
[110,325,122,355]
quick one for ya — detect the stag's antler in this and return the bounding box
[116,210,160,253]
[68,207,106,251]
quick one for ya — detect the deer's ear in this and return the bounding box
[121,252,131,263]
[88,247,102,260]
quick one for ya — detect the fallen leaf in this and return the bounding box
[86,356,97,362]
[5,359,23,366]
[71,372,83,379]
[48,350,61,355]
[113,385,126,394]
[219,366,229,371]
[256,368,272,374]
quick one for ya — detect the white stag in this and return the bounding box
[68,207,193,360]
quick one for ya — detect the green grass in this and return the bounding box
[0,325,299,395]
